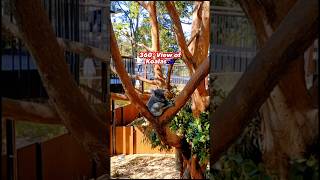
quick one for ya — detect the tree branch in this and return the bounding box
[158,57,210,124]
[2,98,61,124]
[2,16,108,62]
[187,28,201,47]
[116,29,152,52]
[131,74,157,85]
[79,83,150,101]
[166,64,174,90]
[210,0,318,164]
[111,93,130,101]
[136,43,152,51]
[164,1,195,73]
[111,26,155,121]
[113,20,203,127]
[137,1,149,11]
[2,98,136,127]
[112,24,185,147]
[12,0,109,175]
[79,84,103,101]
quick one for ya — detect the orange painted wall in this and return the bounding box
[110,126,174,155]
[134,127,174,154]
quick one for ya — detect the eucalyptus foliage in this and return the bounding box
[111,1,193,56]
[170,102,209,164]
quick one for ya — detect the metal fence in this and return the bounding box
[109,56,190,92]
[211,6,319,75]
[2,0,109,103]
[110,56,135,84]
[212,6,257,73]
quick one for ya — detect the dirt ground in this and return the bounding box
[109,154,180,179]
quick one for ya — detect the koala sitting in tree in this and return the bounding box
[147,89,174,116]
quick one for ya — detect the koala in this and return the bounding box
[147,89,174,116]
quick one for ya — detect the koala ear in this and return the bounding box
[150,89,155,94]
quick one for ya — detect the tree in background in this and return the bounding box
[3,0,210,178]
[2,0,318,179]
[111,1,210,178]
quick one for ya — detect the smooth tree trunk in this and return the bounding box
[210,1,318,179]
[238,0,319,178]
[186,2,210,178]
[164,1,211,178]
[148,2,166,88]
[12,0,110,176]
[189,1,210,96]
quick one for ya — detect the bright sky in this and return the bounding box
[111,2,192,39]
[181,20,192,39]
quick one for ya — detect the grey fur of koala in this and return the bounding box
[147,89,174,116]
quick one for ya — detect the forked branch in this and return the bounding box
[210,0,318,164]
[165,1,195,73]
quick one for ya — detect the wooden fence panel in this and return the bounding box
[41,134,92,180]
[17,144,37,180]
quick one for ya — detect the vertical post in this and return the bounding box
[102,62,107,103]
[132,127,136,154]
[74,0,80,84]
[122,127,126,154]
[48,0,52,22]
[0,101,2,178]
[129,127,134,154]
[0,72,2,180]
[144,64,147,92]
[18,40,22,80]
[6,119,17,180]
[35,142,43,180]
[91,161,97,179]
[1,2,3,177]
[111,100,116,155]
[141,80,144,93]
[120,107,124,126]
[144,64,147,79]
[102,1,111,176]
